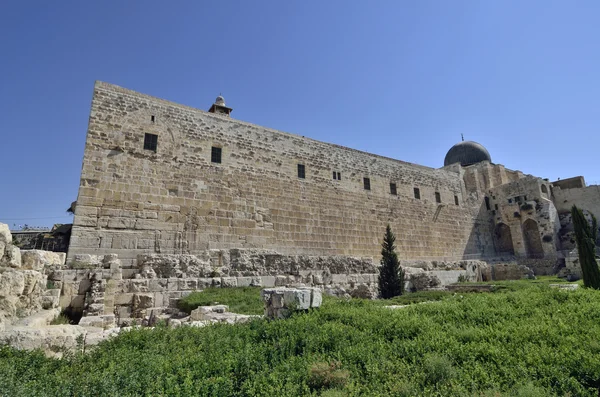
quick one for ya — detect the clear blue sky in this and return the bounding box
[2,1,599,229]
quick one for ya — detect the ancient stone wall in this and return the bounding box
[553,184,600,218]
[68,82,493,269]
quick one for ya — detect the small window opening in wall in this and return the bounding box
[524,195,528,201]
[541,185,548,194]
[508,198,513,204]
[211,146,222,164]
[495,204,499,210]
[454,195,459,206]
[333,171,342,180]
[435,192,441,203]
[390,183,397,195]
[297,164,305,179]
[143,133,158,152]
[363,177,371,190]
[337,172,341,180]
[413,187,420,199]
[485,196,491,210]
[151,115,155,123]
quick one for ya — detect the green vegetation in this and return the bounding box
[49,313,70,325]
[378,224,404,299]
[572,205,600,289]
[177,286,263,315]
[1,278,599,396]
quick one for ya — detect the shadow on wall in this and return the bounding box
[462,200,495,260]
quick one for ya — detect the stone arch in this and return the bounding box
[494,223,515,255]
[523,219,544,259]
[541,184,548,194]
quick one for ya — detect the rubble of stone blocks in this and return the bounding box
[261,287,323,319]
[189,304,257,325]
[0,223,64,331]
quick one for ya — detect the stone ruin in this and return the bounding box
[0,220,543,356]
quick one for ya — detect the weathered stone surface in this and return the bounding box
[190,305,229,321]
[21,250,66,271]
[261,287,322,319]
[3,245,21,268]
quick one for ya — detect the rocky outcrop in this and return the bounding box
[0,224,63,330]
[261,287,322,319]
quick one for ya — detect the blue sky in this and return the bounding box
[1,1,599,229]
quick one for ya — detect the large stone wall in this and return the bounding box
[68,82,493,269]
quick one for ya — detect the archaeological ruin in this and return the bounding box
[2,81,599,345]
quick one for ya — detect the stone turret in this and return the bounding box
[208,94,233,117]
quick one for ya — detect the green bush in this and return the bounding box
[177,287,263,315]
[307,361,350,391]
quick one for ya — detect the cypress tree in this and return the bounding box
[571,205,600,289]
[378,224,405,299]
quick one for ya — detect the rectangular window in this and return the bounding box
[508,198,513,204]
[151,115,155,123]
[333,171,337,180]
[390,183,397,195]
[454,195,459,206]
[143,133,158,152]
[333,171,342,180]
[337,172,341,180]
[211,146,222,163]
[297,164,305,179]
[485,197,491,210]
[363,177,371,190]
[495,204,499,210]
[413,187,420,199]
[435,192,441,203]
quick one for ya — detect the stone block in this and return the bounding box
[114,293,133,305]
[132,293,154,310]
[130,279,149,292]
[236,277,253,287]
[221,277,237,287]
[178,278,197,290]
[149,279,168,292]
[261,276,276,287]
[331,274,348,284]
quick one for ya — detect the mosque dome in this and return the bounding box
[215,95,226,106]
[444,141,492,167]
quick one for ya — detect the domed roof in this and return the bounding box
[444,141,491,167]
[215,95,226,106]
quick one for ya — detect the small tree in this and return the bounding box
[571,205,600,289]
[378,224,405,299]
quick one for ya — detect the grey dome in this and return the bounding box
[444,141,491,167]
[215,95,226,106]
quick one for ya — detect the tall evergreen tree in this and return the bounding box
[571,205,600,289]
[378,224,405,299]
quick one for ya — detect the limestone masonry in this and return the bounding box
[2,81,599,343]
[68,82,599,274]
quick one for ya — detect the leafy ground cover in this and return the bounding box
[1,278,599,396]
[177,287,263,315]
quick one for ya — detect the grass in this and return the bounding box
[1,278,598,396]
[178,287,264,315]
[49,314,70,325]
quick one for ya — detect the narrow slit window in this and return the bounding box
[211,146,222,163]
[151,115,155,123]
[333,171,337,180]
[454,195,459,206]
[413,187,420,199]
[485,197,491,210]
[435,192,441,203]
[337,172,341,180]
[297,164,305,179]
[363,177,371,190]
[143,133,158,152]
[390,183,397,195]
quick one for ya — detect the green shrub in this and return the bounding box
[49,313,70,325]
[422,353,456,386]
[307,361,350,391]
[177,287,263,315]
[0,279,599,396]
